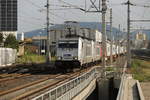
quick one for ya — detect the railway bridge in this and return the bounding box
[30,65,145,100]
[0,63,145,100]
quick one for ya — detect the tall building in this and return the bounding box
[0,0,17,38]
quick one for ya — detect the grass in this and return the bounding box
[16,53,46,64]
[106,67,115,72]
[131,59,150,82]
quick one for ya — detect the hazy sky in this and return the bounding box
[18,0,150,33]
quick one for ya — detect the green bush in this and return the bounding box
[4,34,19,49]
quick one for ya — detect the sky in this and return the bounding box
[18,0,150,33]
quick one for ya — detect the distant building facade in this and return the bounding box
[134,31,148,49]
[136,32,147,41]
[32,36,47,55]
[0,0,17,38]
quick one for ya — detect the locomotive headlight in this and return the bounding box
[73,56,78,60]
[57,56,62,60]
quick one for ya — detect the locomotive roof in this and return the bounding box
[58,37,80,41]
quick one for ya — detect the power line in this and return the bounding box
[109,1,150,8]
[18,19,45,32]
[19,14,44,22]
[39,9,68,20]
[131,20,150,22]
[141,0,150,23]
[19,0,46,18]
[25,0,43,9]
[123,2,150,8]
[50,4,84,7]
[57,0,86,11]
[49,8,80,10]
[49,2,82,21]
[19,17,43,25]
[24,0,67,21]
[132,4,150,8]
[19,15,54,26]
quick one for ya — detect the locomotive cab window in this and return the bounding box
[58,42,78,48]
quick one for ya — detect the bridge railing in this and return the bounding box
[32,67,100,100]
[116,61,127,100]
[116,74,127,100]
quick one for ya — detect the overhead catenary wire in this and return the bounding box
[18,18,45,32]
[108,1,150,8]
[127,1,150,30]
[109,0,150,28]
[19,0,47,21]
[49,4,84,8]
[57,0,86,11]
[51,1,83,21]
[18,0,50,32]
[24,0,67,21]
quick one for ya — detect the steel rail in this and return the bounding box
[0,74,31,83]
[11,67,92,100]
[0,74,60,98]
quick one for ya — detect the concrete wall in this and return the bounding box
[97,77,120,100]
[97,78,110,100]
[73,79,96,100]
[0,48,17,67]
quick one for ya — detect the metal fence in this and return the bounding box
[0,48,17,67]
[32,67,99,100]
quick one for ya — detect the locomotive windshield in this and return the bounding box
[58,42,78,48]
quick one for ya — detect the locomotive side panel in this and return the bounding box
[112,44,116,56]
[94,42,102,61]
[106,42,111,57]
[81,39,93,65]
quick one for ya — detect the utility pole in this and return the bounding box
[46,0,51,63]
[118,24,121,66]
[110,8,113,66]
[102,0,107,68]
[127,0,131,68]
[39,32,42,55]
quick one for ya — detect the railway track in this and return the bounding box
[14,68,90,100]
[0,74,61,100]
[0,67,92,100]
[0,55,125,100]
[132,49,150,61]
[132,55,150,61]
[0,74,31,83]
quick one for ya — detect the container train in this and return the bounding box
[54,21,126,69]
[55,37,126,69]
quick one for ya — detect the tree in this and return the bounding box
[4,34,19,49]
[0,33,3,44]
